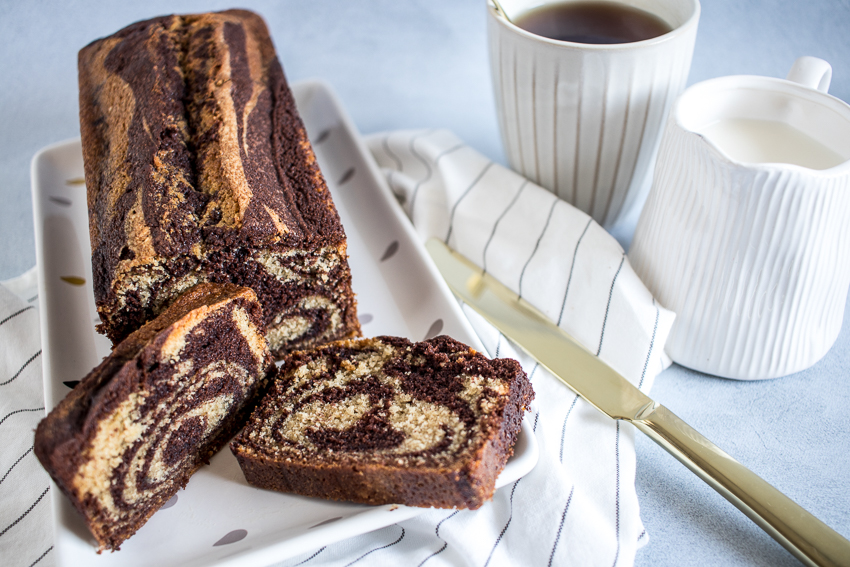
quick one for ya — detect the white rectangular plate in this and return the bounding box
[31,79,538,567]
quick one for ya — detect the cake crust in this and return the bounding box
[230,335,534,509]
[78,10,360,355]
[34,283,276,552]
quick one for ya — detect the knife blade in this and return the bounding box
[425,238,850,567]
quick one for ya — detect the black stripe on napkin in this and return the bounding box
[387,170,403,202]
[445,162,494,245]
[519,197,559,299]
[293,546,326,566]
[527,363,540,383]
[412,140,465,213]
[434,143,465,167]
[482,180,529,274]
[1,446,33,486]
[0,486,49,538]
[482,411,538,567]
[406,131,436,216]
[0,407,44,428]
[559,394,580,464]
[483,481,520,567]
[548,486,575,567]
[417,510,460,567]
[343,526,405,567]
[638,301,660,390]
[556,218,593,326]
[0,306,34,327]
[596,255,625,357]
[611,422,622,567]
[1,350,41,386]
[27,545,53,567]
[382,135,404,172]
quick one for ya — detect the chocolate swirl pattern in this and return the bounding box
[35,283,274,552]
[78,10,360,357]
[231,335,534,510]
[104,361,249,517]
[261,346,510,463]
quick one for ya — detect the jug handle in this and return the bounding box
[786,56,832,93]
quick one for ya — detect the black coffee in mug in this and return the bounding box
[514,1,673,44]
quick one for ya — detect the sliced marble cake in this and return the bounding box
[230,335,534,509]
[34,283,275,552]
[78,10,360,357]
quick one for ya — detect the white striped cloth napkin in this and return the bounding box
[0,269,53,567]
[0,129,675,567]
[276,129,676,566]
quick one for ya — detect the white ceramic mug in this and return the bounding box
[629,57,850,380]
[487,0,700,228]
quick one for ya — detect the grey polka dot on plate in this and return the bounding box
[309,517,343,529]
[161,495,178,509]
[338,167,355,185]
[380,241,399,262]
[359,313,373,324]
[213,529,247,546]
[49,196,72,206]
[425,319,443,340]
[314,129,331,144]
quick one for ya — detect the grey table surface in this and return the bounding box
[2,1,849,565]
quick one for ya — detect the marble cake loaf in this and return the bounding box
[78,9,360,357]
[34,283,275,552]
[230,335,534,509]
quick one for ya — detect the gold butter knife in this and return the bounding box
[425,238,850,567]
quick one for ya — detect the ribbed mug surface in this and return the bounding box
[487,0,699,227]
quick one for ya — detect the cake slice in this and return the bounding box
[230,335,534,509]
[34,283,275,552]
[78,9,360,357]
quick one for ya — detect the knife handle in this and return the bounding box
[631,404,850,567]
